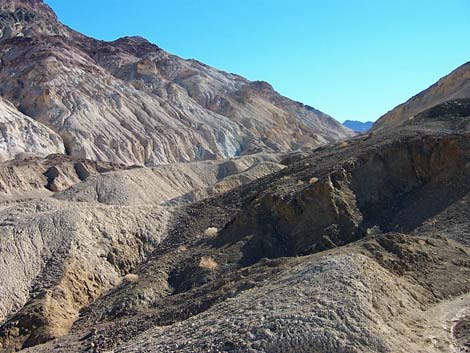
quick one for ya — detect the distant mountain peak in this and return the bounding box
[342,120,373,132]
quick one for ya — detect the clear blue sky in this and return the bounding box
[45,0,470,123]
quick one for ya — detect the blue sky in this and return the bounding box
[46,0,470,123]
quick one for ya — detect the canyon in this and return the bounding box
[0,1,469,352]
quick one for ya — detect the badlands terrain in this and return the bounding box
[0,1,469,353]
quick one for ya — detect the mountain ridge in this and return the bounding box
[373,61,470,130]
[2,2,470,352]
[0,0,354,165]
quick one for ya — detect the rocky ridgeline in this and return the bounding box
[0,0,353,166]
[374,62,470,131]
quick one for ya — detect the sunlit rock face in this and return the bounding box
[0,0,68,40]
[373,61,470,131]
[0,0,354,166]
[0,97,64,162]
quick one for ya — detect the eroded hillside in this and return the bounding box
[0,0,352,165]
[0,109,468,352]
[0,1,469,353]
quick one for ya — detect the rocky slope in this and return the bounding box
[0,104,468,352]
[0,152,286,350]
[0,0,353,166]
[0,1,469,352]
[0,97,63,162]
[374,62,470,130]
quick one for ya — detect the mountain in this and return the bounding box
[0,103,469,352]
[0,97,64,161]
[342,120,373,132]
[0,0,353,165]
[1,1,470,352]
[374,62,470,130]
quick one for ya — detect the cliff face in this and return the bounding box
[0,0,353,165]
[0,97,64,161]
[0,0,68,39]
